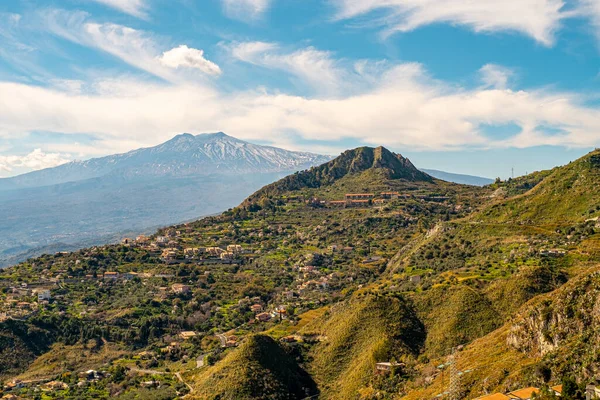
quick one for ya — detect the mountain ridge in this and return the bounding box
[245,146,433,203]
[421,168,494,186]
[0,132,331,191]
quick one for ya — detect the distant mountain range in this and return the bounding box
[0,132,330,266]
[420,169,494,186]
[0,132,329,191]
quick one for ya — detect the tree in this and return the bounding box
[562,377,584,399]
[111,365,127,382]
[532,386,557,399]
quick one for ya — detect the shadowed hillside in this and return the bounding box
[303,294,425,399]
[190,335,317,400]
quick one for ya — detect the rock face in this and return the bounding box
[244,146,433,203]
[507,269,600,378]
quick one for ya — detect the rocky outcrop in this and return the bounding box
[507,270,600,361]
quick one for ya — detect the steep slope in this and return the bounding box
[303,294,425,399]
[190,335,317,400]
[402,266,600,399]
[377,152,600,398]
[245,146,433,203]
[0,132,331,191]
[507,266,600,381]
[0,320,55,379]
[412,285,500,357]
[479,149,600,224]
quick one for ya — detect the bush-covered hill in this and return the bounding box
[480,149,600,224]
[302,293,424,400]
[190,335,317,400]
[0,319,55,379]
[3,147,600,399]
[412,285,500,357]
[245,146,433,203]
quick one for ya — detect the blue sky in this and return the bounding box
[1,0,600,179]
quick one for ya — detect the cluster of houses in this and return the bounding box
[327,192,404,208]
[120,229,250,266]
[539,249,567,257]
[2,369,108,397]
[236,298,288,324]
[0,284,53,320]
[160,244,246,265]
[293,262,332,295]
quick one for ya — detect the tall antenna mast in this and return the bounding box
[448,348,460,400]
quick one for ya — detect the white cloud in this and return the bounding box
[222,0,272,22]
[332,0,569,45]
[39,10,219,83]
[0,149,70,173]
[88,0,149,19]
[49,79,85,94]
[158,45,222,76]
[229,42,361,95]
[580,0,600,41]
[2,61,600,163]
[230,41,278,60]
[479,64,515,89]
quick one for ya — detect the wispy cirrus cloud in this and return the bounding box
[88,0,149,19]
[227,41,394,96]
[229,41,344,94]
[579,0,600,42]
[331,0,570,45]
[221,0,272,22]
[39,9,221,83]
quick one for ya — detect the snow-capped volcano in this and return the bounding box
[0,132,331,190]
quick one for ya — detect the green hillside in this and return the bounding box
[190,335,317,400]
[412,285,500,357]
[480,150,600,224]
[2,147,600,399]
[0,320,54,379]
[304,294,424,399]
[245,146,434,203]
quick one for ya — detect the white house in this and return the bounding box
[37,289,51,301]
